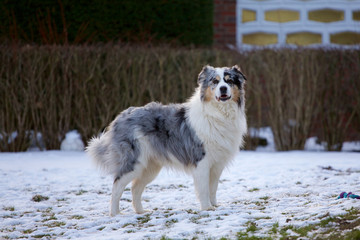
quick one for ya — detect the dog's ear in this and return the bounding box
[232,65,247,81]
[198,65,214,85]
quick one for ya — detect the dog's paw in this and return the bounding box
[110,209,120,217]
[135,209,150,214]
[210,199,218,207]
[201,205,215,211]
[211,203,219,208]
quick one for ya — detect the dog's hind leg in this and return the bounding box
[110,170,139,216]
[131,161,162,214]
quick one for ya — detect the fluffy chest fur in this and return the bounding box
[187,90,247,164]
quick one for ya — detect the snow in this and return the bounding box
[1,128,359,239]
[249,127,276,151]
[250,127,360,152]
[60,130,84,151]
[1,150,359,239]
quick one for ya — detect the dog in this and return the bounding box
[86,65,247,216]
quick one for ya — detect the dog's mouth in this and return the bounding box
[216,95,231,102]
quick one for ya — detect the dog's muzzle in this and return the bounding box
[217,86,231,102]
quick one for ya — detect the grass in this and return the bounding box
[246,221,258,233]
[23,229,35,234]
[259,196,269,201]
[236,232,272,240]
[165,218,178,228]
[190,213,210,224]
[69,215,84,220]
[186,209,199,214]
[40,207,57,222]
[271,222,279,234]
[32,234,52,239]
[248,188,260,192]
[44,221,66,228]
[3,206,15,211]
[136,213,152,225]
[190,215,201,224]
[31,195,49,202]
[75,189,88,196]
[56,198,68,202]
[160,236,173,240]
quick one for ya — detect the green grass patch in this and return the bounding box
[190,215,203,224]
[44,221,66,228]
[32,234,52,238]
[190,213,210,224]
[137,213,151,224]
[70,215,84,220]
[165,219,178,228]
[246,221,258,233]
[56,198,68,202]
[23,229,35,234]
[32,195,49,202]
[75,189,88,196]
[270,222,279,234]
[186,209,199,214]
[236,231,272,240]
[259,196,270,201]
[3,206,15,211]
[160,236,173,240]
[122,222,135,228]
[41,208,57,222]
[293,224,317,237]
[0,227,15,233]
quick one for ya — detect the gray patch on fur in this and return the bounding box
[198,65,216,101]
[134,103,205,164]
[88,102,205,180]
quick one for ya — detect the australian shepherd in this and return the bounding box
[86,65,247,216]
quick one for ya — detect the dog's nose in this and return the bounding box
[220,86,227,95]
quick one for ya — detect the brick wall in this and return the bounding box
[213,0,237,48]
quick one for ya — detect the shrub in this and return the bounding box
[255,49,321,151]
[315,50,359,151]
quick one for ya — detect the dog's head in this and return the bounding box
[197,65,246,107]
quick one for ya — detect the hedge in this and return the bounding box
[0,44,359,152]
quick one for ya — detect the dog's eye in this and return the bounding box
[226,79,234,85]
[212,79,219,85]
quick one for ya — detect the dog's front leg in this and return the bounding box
[192,160,213,211]
[209,163,225,207]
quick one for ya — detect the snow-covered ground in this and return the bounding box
[1,128,359,239]
[1,150,359,239]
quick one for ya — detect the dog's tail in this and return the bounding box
[86,134,118,176]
